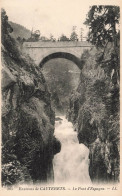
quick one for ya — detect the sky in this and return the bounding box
[1,0,120,40]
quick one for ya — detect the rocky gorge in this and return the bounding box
[67,45,120,183]
[1,7,120,186]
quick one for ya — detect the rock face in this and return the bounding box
[67,47,120,183]
[1,45,61,186]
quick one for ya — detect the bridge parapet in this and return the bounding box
[23,41,92,48]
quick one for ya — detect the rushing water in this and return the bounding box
[53,116,91,185]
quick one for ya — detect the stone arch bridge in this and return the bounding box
[23,41,93,69]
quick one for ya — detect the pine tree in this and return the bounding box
[70,26,78,41]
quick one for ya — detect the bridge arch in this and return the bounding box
[39,52,83,70]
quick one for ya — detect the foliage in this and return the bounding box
[80,28,84,41]
[32,30,40,40]
[70,26,78,41]
[1,9,24,63]
[49,34,56,42]
[17,36,26,44]
[9,21,31,40]
[2,161,25,186]
[70,31,78,41]
[84,6,120,86]
[67,43,120,181]
[40,36,50,41]
[84,6,120,48]
[1,9,42,75]
[59,34,69,41]
[27,30,40,42]
[1,9,13,38]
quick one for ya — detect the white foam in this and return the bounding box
[53,116,91,185]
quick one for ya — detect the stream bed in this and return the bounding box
[53,116,91,185]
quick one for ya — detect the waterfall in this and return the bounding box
[53,116,91,185]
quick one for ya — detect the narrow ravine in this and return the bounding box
[53,116,91,185]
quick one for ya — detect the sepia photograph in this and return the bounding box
[0,0,121,195]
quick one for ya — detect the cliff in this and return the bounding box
[1,43,61,185]
[1,11,61,185]
[67,45,120,183]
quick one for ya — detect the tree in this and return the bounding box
[31,30,40,41]
[33,30,40,41]
[40,36,49,41]
[70,26,78,41]
[1,9,21,61]
[84,6,120,85]
[84,6,120,48]
[59,34,69,41]
[50,34,56,42]
[80,28,84,41]
[1,9,13,43]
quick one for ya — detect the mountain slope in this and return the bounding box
[9,21,31,39]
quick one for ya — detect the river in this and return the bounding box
[53,116,91,185]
